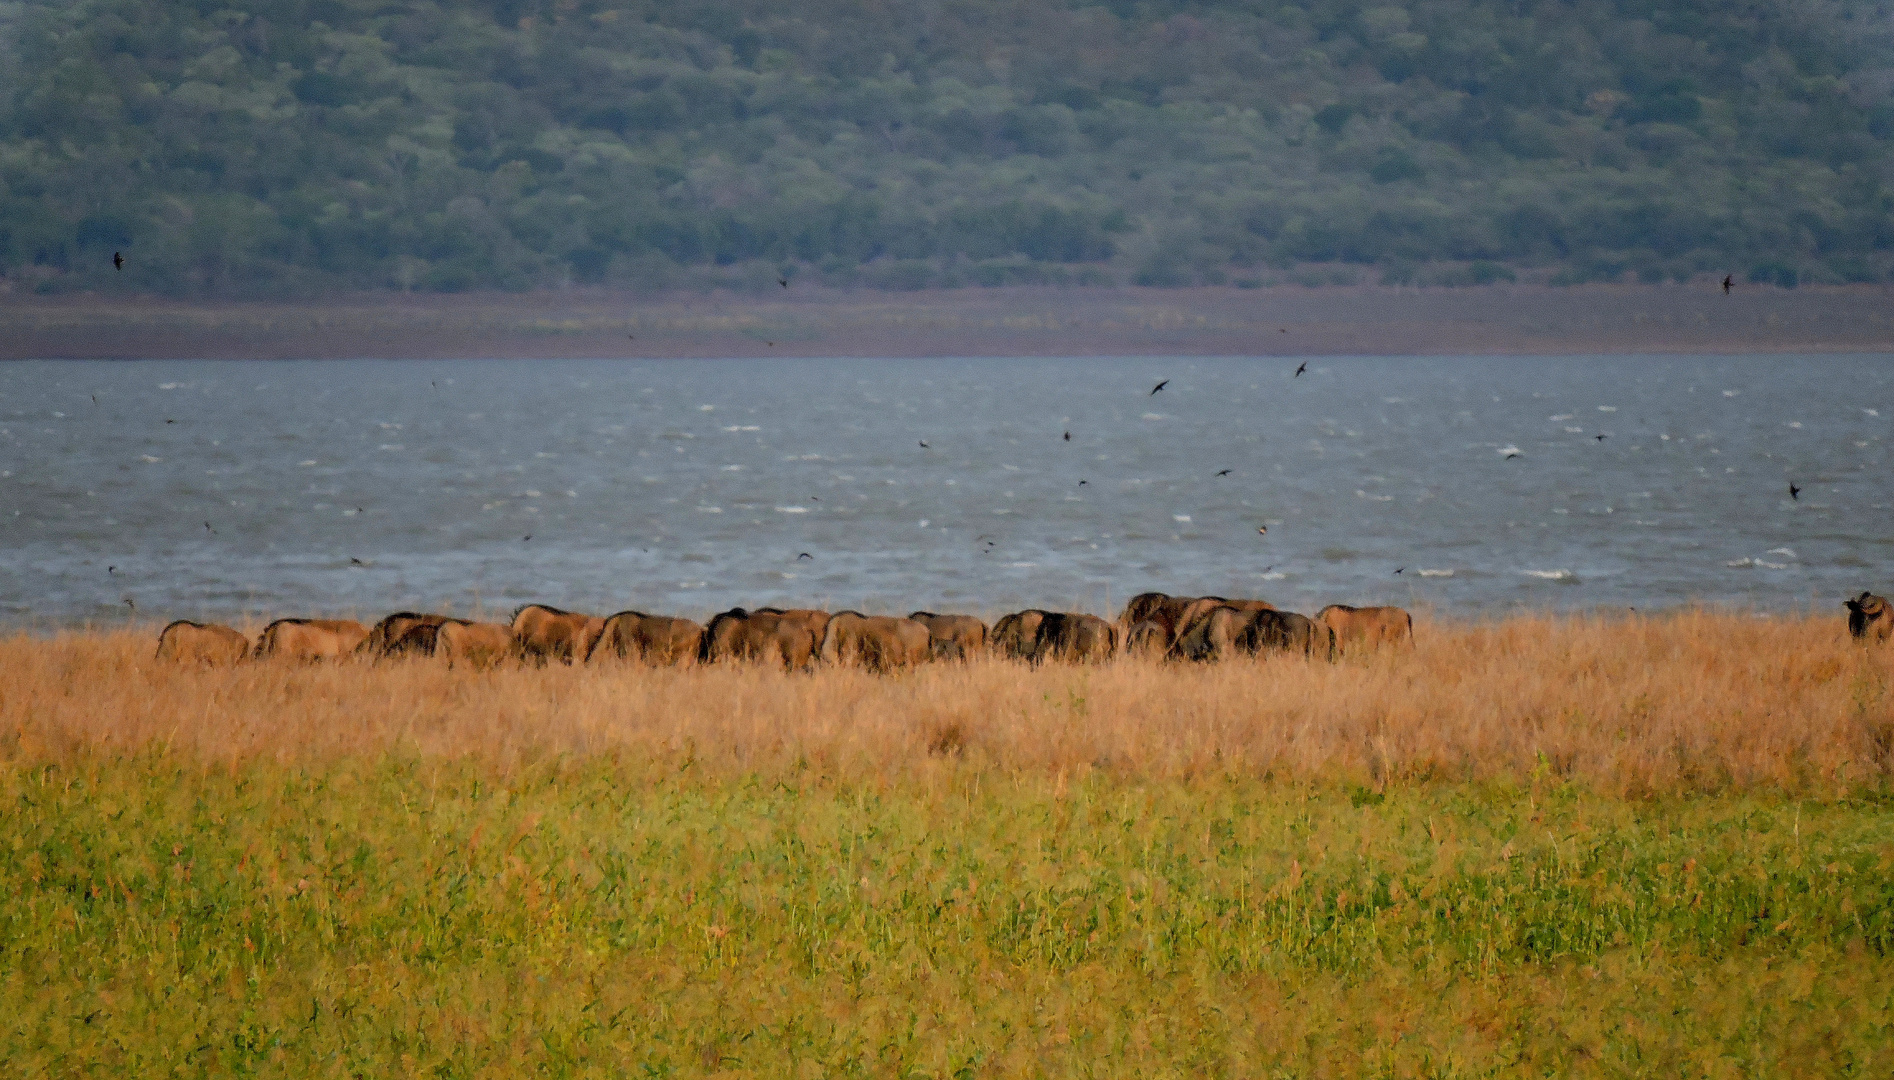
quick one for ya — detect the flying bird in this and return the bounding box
[1078,480,1088,486]
[1150,380,1168,396]
[91,395,97,404]
[918,440,929,448]
[1722,275,1734,294]
[349,557,366,566]
[107,566,115,575]
[1394,567,1405,575]
[203,521,215,535]
[113,252,123,271]
[1294,362,1306,377]
[166,419,175,424]
[1789,482,1800,500]
[1063,431,1071,441]
[1256,525,1268,536]
[798,552,812,560]
[124,597,134,611]
[778,277,789,288]
[1215,469,1232,477]
[1594,434,1608,441]
[523,534,532,541]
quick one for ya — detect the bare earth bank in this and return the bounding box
[4,283,1893,360]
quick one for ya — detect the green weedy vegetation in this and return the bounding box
[5,755,1893,1076]
[4,0,1894,296]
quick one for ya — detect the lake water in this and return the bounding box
[1,355,1888,628]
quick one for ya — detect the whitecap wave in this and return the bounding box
[1523,569,1579,582]
[1419,568,1454,578]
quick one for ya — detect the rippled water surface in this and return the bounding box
[1,355,1889,626]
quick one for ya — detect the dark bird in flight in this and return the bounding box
[766,341,775,347]
[798,552,812,560]
[1294,362,1307,377]
[107,566,115,575]
[113,252,123,271]
[1722,275,1734,294]
[810,496,819,501]
[1215,469,1232,477]
[1595,434,1608,441]
[523,534,532,541]
[166,419,175,424]
[1256,525,1268,535]
[1078,480,1088,486]
[124,597,134,611]
[349,557,366,566]
[203,521,215,535]
[918,440,929,448]
[431,381,437,389]
[1394,567,1405,575]
[1063,431,1071,441]
[1788,482,1801,500]
[1504,450,1521,459]
[91,395,97,404]
[628,334,634,340]
[1150,380,1168,395]
[778,277,789,288]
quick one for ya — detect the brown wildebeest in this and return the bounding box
[991,610,1050,659]
[1176,606,1330,662]
[820,612,931,672]
[436,621,514,668]
[700,608,819,670]
[908,611,989,660]
[1121,619,1170,660]
[1030,612,1119,664]
[755,607,832,643]
[1846,592,1892,643]
[359,611,453,658]
[1123,593,1275,651]
[588,611,704,666]
[510,604,604,665]
[1316,604,1413,654]
[154,620,250,665]
[253,618,369,660]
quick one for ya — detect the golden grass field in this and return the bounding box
[9,610,1891,791]
[4,610,1893,1077]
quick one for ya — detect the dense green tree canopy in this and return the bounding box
[2,0,1891,295]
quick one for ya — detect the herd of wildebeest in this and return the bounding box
[148,591,1428,671]
[149,587,1894,670]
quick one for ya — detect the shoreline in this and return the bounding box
[5,283,1893,360]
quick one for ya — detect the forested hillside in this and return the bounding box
[3,0,1893,296]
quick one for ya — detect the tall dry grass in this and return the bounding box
[4,610,1889,792]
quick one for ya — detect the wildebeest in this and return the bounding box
[154,620,249,665]
[510,604,605,665]
[908,611,988,660]
[588,611,704,666]
[1175,606,1330,662]
[701,607,820,670]
[820,612,931,672]
[1120,593,1274,651]
[1029,612,1119,664]
[359,611,454,658]
[436,620,514,667]
[991,610,1050,659]
[755,607,832,644]
[252,618,370,660]
[1316,605,1413,654]
[1846,592,1892,643]
[1121,619,1170,660]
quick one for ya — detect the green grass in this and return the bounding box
[6,755,1894,1077]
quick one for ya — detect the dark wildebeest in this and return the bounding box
[1845,592,1892,643]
